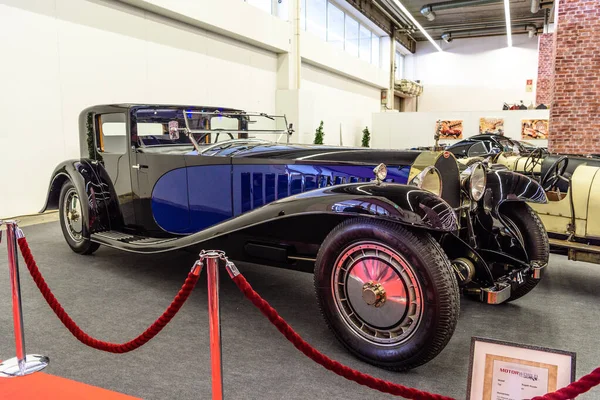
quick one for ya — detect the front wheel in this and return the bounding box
[59,181,100,255]
[500,203,549,301]
[314,218,460,371]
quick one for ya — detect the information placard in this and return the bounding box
[467,337,575,400]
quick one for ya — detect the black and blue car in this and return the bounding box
[42,104,549,370]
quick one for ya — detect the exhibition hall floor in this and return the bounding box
[1,222,598,399]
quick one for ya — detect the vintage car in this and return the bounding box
[41,104,549,371]
[445,134,538,161]
[495,149,600,264]
[447,136,600,264]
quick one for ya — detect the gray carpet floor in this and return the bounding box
[0,221,599,399]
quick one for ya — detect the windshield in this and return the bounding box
[133,108,289,148]
[495,136,526,154]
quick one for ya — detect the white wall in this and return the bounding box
[372,109,550,150]
[300,64,381,146]
[404,35,540,112]
[0,0,278,218]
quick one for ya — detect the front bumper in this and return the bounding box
[478,260,547,305]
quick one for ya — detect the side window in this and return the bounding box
[97,113,127,155]
[467,141,494,157]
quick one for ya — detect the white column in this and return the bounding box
[276,0,302,142]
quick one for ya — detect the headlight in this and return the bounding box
[466,163,487,201]
[373,163,387,183]
[410,166,442,196]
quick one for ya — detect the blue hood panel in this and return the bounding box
[152,163,410,234]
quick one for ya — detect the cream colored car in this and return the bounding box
[460,146,600,264]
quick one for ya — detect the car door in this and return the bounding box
[94,112,136,227]
[129,112,233,236]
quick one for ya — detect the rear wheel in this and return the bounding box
[59,182,100,255]
[314,218,459,371]
[500,203,549,301]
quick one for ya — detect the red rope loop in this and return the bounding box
[18,237,199,354]
[532,367,600,400]
[232,273,453,400]
[233,273,600,400]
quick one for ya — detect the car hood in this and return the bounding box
[198,143,423,165]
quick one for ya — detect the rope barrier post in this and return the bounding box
[200,250,225,400]
[0,220,49,377]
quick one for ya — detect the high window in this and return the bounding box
[395,51,405,80]
[303,0,381,67]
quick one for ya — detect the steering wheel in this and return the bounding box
[540,156,569,191]
[523,147,545,177]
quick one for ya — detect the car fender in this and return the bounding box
[485,170,547,213]
[92,182,458,254]
[41,160,121,233]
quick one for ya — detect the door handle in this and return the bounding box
[132,164,148,170]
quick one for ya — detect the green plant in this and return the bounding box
[314,121,324,144]
[361,126,370,148]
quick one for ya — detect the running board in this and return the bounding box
[91,231,179,253]
[549,238,600,264]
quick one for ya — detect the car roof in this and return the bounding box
[81,103,245,114]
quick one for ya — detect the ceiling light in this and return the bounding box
[393,0,443,52]
[441,33,452,43]
[420,6,436,21]
[504,0,512,47]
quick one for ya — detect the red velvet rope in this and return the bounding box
[233,273,600,400]
[531,367,600,400]
[18,237,199,354]
[232,273,453,400]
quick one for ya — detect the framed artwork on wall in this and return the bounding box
[436,120,463,139]
[479,118,504,135]
[522,119,549,139]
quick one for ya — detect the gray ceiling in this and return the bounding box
[391,0,552,41]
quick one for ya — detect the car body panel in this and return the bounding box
[485,169,547,208]
[531,166,597,236]
[584,167,600,238]
[90,182,459,254]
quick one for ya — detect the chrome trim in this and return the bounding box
[410,166,442,196]
[480,283,511,304]
[531,261,547,279]
[287,255,317,262]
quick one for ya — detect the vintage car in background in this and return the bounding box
[446,135,600,264]
[445,134,539,162]
[42,104,548,371]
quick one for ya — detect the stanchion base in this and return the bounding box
[0,354,49,377]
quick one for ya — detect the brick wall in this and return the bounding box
[549,0,600,154]
[536,34,554,106]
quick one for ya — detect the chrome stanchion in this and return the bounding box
[0,220,49,377]
[199,250,225,400]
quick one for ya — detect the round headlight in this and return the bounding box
[411,166,442,196]
[469,163,487,201]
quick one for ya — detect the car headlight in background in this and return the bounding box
[463,162,487,201]
[410,166,443,196]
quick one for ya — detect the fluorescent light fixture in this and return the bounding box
[392,0,443,52]
[504,0,512,47]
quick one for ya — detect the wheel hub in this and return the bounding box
[68,210,79,222]
[362,281,386,307]
[332,242,423,345]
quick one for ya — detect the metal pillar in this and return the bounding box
[200,250,224,400]
[0,220,49,377]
